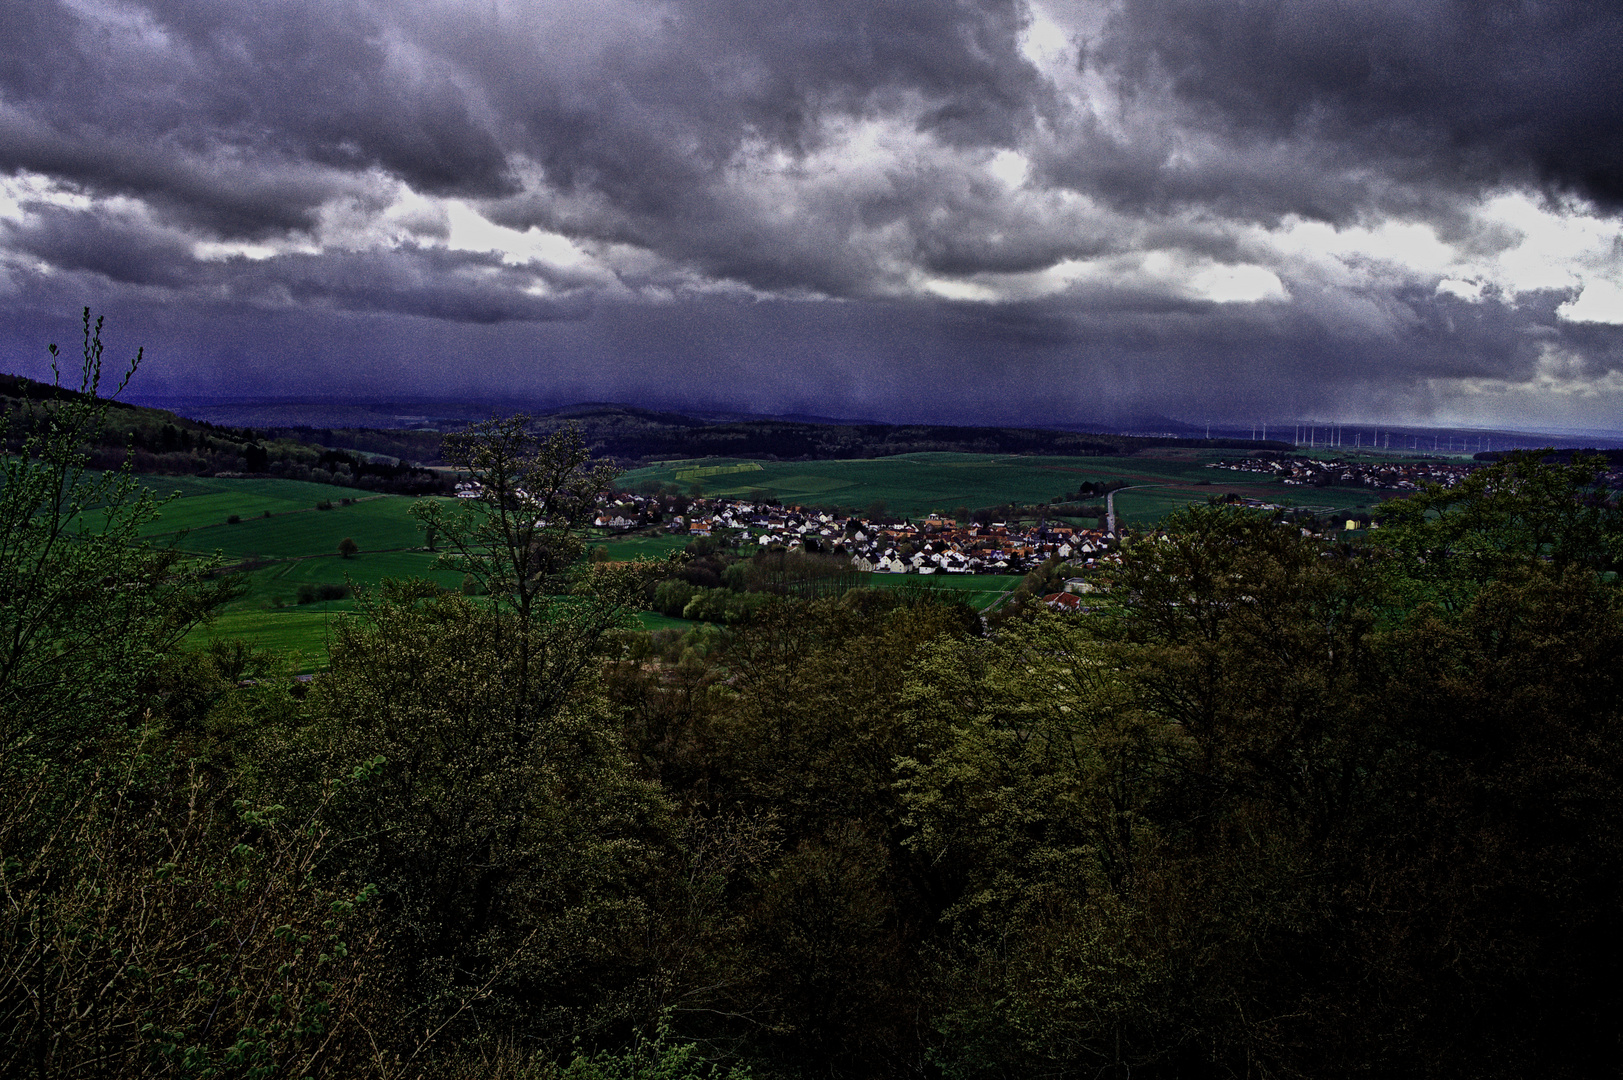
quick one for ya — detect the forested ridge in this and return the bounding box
[1,368,447,494]
[3,370,1290,479]
[521,406,1283,464]
[4,320,1623,1078]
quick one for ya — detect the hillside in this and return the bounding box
[125,391,1297,465]
[528,403,1290,463]
[1,372,447,494]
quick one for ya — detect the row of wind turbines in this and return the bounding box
[1213,421,1495,455]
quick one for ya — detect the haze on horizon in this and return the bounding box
[2,0,1621,432]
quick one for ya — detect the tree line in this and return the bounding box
[527,404,1286,465]
[3,316,1622,1078]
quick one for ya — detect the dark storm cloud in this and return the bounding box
[1,0,1061,290]
[3,203,198,288]
[476,0,1042,180]
[1,0,1621,426]
[1099,0,1623,213]
[1,0,1041,237]
[5,0,1615,271]
[466,0,1049,294]
[0,267,1601,428]
[0,0,512,238]
[223,248,597,324]
[0,112,353,237]
[2,204,594,323]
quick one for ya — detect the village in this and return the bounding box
[453,479,1117,576]
[1207,453,1477,490]
[652,496,1112,575]
[453,447,1623,619]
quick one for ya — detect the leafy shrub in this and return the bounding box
[653,578,697,618]
[0,757,384,1076]
[0,309,232,766]
[680,586,768,624]
[561,1020,752,1079]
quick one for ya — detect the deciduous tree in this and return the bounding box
[0,310,232,766]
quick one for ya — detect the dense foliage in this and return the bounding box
[4,319,1622,1077]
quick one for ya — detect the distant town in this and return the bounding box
[456,453,1483,575]
[451,478,1118,576]
[443,449,1623,611]
[457,456,1466,585]
[1210,450,1623,492]
[1207,453,1478,490]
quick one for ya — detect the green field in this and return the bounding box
[166,485,692,659]
[859,572,1022,611]
[673,461,764,483]
[621,450,1387,520]
[162,453,1393,665]
[158,496,437,559]
[636,611,698,632]
[225,551,466,608]
[189,605,356,672]
[594,533,692,561]
[120,478,450,660]
[133,477,364,534]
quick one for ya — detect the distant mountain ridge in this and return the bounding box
[521,404,1284,462]
[129,393,1205,437]
[129,393,1287,464]
[50,385,1623,472]
[1,372,448,492]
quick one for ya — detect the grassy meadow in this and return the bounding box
[635,611,698,632]
[158,450,1395,668]
[126,478,446,668]
[133,476,353,530]
[621,448,1389,520]
[159,483,690,667]
[146,493,430,559]
[593,533,692,561]
[200,606,353,671]
[859,571,1023,610]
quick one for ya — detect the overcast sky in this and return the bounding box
[3,0,1621,429]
